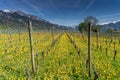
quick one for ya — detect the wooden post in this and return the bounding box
[8,33,13,47]
[113,42,116,50]
[106,47,108,56]
[51,27,54,42]
[96,28,99,49]
[4,34,8,60]
[93,66,99,80]
[42,51,44,61]
[105,36,108,57]
[87,22,91,77]
[26,68,32,80]
[18,26,21,42]
[110,31,113,43]
[82,28,85,40]
[74,27,76,43]
[100,45,102,51]
[28,21,35,73]
[36,53,39,73]
[19,33,21,42]
[113,50,117,60]
[113,41,116,60]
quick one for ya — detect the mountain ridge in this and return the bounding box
[0,9,72,31]
[100,20,120,31]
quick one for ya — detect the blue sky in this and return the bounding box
[0,0,120,26]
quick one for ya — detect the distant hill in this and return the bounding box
[0,9,73,32]
[100,20,120,31]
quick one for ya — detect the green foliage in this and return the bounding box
[0,25,9,30]
[92,25,101,32]
[78,22,88,33]
[0,32,120,79]
[106,28,113,33]
[84,16,98,26]
[78,23,101,33]
[78,16,100,32]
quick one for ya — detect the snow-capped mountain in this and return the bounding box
[100,20,120,31]
[3,9,13,13]
[0,9,70,31]
[100,20,120,25]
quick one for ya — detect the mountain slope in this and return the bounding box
[0,10,71,31]
[100,21,120,31]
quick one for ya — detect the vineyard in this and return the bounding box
[0,23,120,80]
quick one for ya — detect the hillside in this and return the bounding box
[0,10,72,31]
[100,21,120,31]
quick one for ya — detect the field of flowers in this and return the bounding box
[70,32,120,79]
[0,32,120,80]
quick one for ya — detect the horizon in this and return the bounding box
[0,0,120,26]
